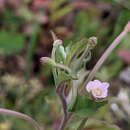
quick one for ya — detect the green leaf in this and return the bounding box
[85,119,121,130]
[0,31,24,55]
[56,69,78,85]
[69,96,107,118]
[56,72,71,85]
[72,51,91,71]
[64,39,88,66]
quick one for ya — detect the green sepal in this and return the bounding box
[55,45,66,63]
[69,72,78,80]
[56,72,71,85]
[72,51,91,71]
[56,71,78,85]
[64,39,88,65]
[51,31,57,41]
[69,96,107,118]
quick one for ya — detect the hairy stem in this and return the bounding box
[82,25,129,91]
[56,63,72,73]
[56,82,73,130]
[68,81,78,111]
[78,46,90,65]
[51,45,57,84]
[56,82,68,130]
[75,46,90,70]
[51,39,62,85]
[0,108,40,130]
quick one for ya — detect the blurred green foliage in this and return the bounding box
[0,31,24,55]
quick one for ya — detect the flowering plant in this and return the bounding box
[0,21,129,130]
[40,22,130,130]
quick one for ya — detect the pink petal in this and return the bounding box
[86,80,109,99]
[100,89,108,98]
[86,81,94,92]
[102,82,109,89]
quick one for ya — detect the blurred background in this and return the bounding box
[0,0,130,130]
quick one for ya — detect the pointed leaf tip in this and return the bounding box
[51,31,57,41]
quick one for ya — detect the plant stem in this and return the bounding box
[81,25,129,91]
[75,46,90,70]
[56,82,68,130]
[56,82,73,130]
[56,63,72,73]
[78,46,90,65]
[51,39,62,85]
[0,108,40,130]
[68,81,78,111]
[51,44,58,84]
[77,117,88,130]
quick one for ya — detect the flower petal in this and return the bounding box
[86,81,94,92]
[102,82,110,89]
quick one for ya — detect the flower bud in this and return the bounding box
[89,37,97,49]
[40,57,56,66]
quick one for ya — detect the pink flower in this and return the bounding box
[86,80,109,99]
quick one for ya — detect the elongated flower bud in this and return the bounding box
[89,36,97,49]
[40,57,56,66]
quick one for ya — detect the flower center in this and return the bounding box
[92,88,102,96]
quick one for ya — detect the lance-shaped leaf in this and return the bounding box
[68,96,107,118]
[55,63,78,81]
[73,37,97,71]
[85,119,121,130]
[64,37,97,68]
[56,72,76,85]
[72,51,91,71]
[64,39,88,66]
